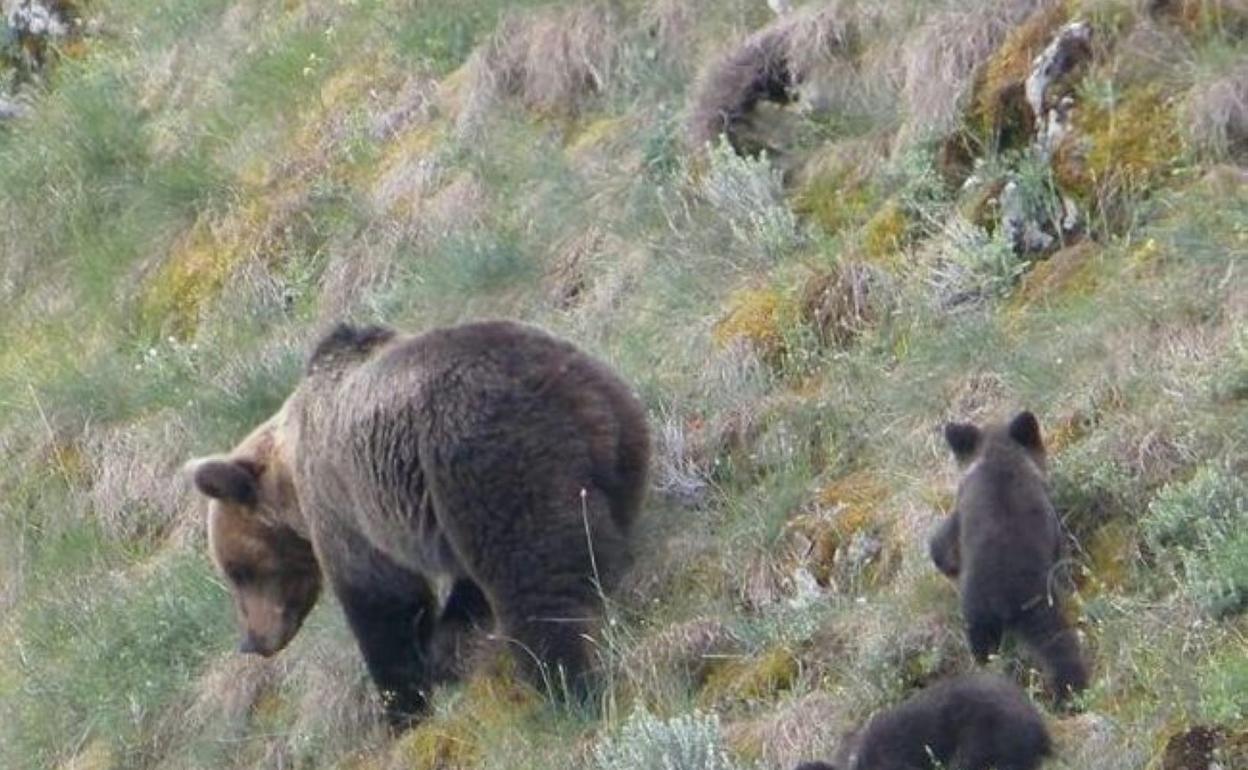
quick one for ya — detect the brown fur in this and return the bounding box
[795,673,1053,770]
[188,320,650,726]
[929,412,1088,703]
[687,6,856,155]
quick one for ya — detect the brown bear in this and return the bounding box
[793,673,1053,770]
[186,320,650,726]
[928,411,1088,702]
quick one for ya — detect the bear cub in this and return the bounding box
[929,411,1088,701]
[187,320,650,727]
[793,673,1053,770]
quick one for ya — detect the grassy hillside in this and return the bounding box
[0,0,1245,768]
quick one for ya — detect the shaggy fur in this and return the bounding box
[687,5,856,154]
[929,411,1088,701]
[795,673,1053,770]
[188,321,650,726]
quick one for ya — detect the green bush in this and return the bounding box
[1142,466,1248,617]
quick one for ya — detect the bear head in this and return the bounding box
[186,410,321,657]
[943,410,1046,473]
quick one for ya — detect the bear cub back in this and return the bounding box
[930,411,1088,701]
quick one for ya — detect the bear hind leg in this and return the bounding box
[434,476,623,706]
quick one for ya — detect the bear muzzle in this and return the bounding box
[238,631,278,657]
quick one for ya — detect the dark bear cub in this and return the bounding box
[793,673,1053,770]
[187,321,651,728]
[929,411,1089,701]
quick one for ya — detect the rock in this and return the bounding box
[0,95,28,120]
[1025,21,1093,157]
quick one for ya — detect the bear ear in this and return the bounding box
[944,422,981,462]
[1007,411,1043,451]
[186,457,260,506]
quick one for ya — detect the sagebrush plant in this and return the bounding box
[2,0,1248,769]
[698,136,805,265]
[593,708,745,770]
[1142,466,1248,617]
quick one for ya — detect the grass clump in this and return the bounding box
[593,708,744,770]
[1142,465,1248,617]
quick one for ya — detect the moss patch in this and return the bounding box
[138,204,263,339]
[1008,239,1102,312]
[1055,85,1185,215]
[712,287,791,362]
[698,646,800,709]
[860,200,910,264]
[392,667,541,770]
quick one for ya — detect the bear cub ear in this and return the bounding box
[944,422,982,463]
[1007,410,1043,451]
[187,458,261,505]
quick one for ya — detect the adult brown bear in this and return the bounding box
[929,411,1088,703]
[186,321,650,726]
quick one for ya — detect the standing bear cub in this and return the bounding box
[929,411,1088,702]
[186,321,650,726]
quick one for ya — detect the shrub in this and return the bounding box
[1142,466,1248,617]
[699,137,804,264]
[593,709,745,770]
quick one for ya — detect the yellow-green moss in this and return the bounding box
[138,207,260,339]
[698,646,799,708]
[1082,519,1137,595]
[712,288,791,361]
[392,669,540,770]
[55,739,114,770]
[860,200,909,264]
[566,116,627,156]
[793,166,878,237]
[1056,86,1185,206]
[785,471,892,587]
[1008,240,1102,313]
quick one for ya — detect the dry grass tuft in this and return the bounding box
[544,226,622,310]
[686,3,859,153]
[895,0,1054,145]
[725,691,852,768]
[83,412,194,542]
[1185,59,1248,160]
[459,3,621,132]
[799,261,887,349]
[621,618,743,692]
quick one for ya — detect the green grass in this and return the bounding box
[0,550,230,770]
[1,0,1246,768]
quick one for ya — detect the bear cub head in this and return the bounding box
[186,410,321,658]
[944,410,1046,474]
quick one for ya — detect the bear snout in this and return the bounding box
[237,631,276,657]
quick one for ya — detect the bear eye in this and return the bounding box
[226,564,257,584]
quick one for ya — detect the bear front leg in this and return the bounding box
[928,510,961,578]
[324,549,439,730]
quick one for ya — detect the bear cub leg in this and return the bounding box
[966,612,1005,664]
